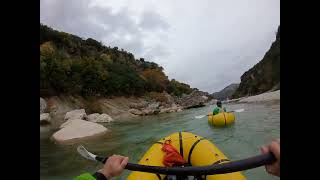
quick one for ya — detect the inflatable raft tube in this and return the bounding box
[127,132,246,180]
[208,112,235,127]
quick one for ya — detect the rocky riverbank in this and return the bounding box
[40,91,211,123]
[41,90,280,144]
[238,90,280,103]
[223,90,280,104]
[40,91,212,144]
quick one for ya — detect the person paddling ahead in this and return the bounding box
[212,101,227,115]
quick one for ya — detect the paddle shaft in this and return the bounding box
[94,152,276,175]
[198,112,233,118]
[196,109,243,119]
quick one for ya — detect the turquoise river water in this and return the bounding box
[40,102,280,180]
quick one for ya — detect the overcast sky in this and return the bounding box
[40,0,280,93]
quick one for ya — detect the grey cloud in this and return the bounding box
[40,0,169,60]
[139,11,170,31]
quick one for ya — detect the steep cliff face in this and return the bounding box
[233,26,280,98]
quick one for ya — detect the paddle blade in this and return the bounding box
[195,115,207,119]
[234,108,244,113]
[77,145,97,162]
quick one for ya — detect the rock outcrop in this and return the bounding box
[205,99,218,106]
[126,92,187,116]
[232,26,280,98]
[129,100,183,116]
[176,91,209,109]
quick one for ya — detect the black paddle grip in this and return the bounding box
[94,152,276,175]
[96,156,108,164]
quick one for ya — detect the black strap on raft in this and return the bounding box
[95,152,276,176]
[222,113,227,126]
[179,132,184,158]
[188,138,205,164]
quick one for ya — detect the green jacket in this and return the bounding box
[74,172,108,180]
[212,107,227,115]
[74,173,97,180]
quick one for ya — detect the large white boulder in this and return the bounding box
[52,119,108,144]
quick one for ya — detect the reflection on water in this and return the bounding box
[40,102,280,180]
